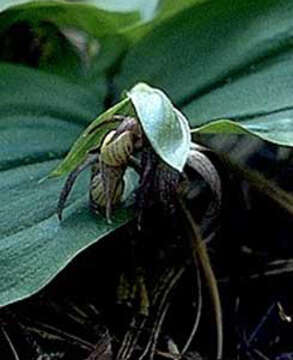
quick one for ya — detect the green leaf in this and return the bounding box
[157,0,206,19]
[49,97,132,178]
[0,1,140,38]
[0,161,133,306]
[128,83,191,172]
[0,63,136,307]
[116,0,293,146]
[194,117,293,147]
[0,0,159,21]
[123,0,208,43]
[0,63,105,172]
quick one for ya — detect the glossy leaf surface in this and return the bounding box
[0,63,132,307]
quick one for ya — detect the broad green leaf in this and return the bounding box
[116,0,293,146]
[117,0,291,103]
[0,0,199,23]
[157,0,206,18]
[0,0,159,21]
[0,63,135,307]
[193,118,293,147]
[0,62,105,173]
[0,161,133,306]
[0,1,140,39]
[183,49,293,126]
[0,1,134,94]
[128,83,191,172]
[0,20,90,83]
[123,0,208,43]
